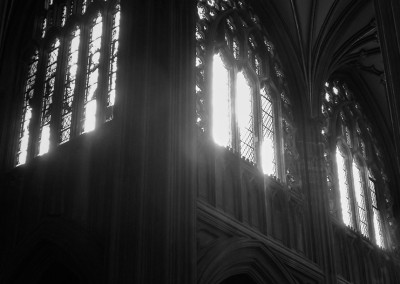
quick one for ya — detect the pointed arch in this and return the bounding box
[198,238,297,284]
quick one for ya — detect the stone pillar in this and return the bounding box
[374,0,400,182]
[299,118,337,283]
[374,0,400,251]
[107,0,196,283]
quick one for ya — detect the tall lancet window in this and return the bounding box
[39,39,60,156]
[321,80,395,248]
[82,13,103,133]
[14,0,122,166]
[335,146,353,228]
[212,53,231,148]
[236,71,255,163]
[61,27,80,144]
[16,51,39,165]
[261,86,276,176]
[196,0,299,185]
[107,3,121,121]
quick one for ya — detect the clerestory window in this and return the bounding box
[16,0,121,166]
[322,81,392,248]
[196,0,298,184]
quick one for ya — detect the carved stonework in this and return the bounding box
[281,94,301,193]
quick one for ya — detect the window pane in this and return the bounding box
[39,39,60,155]
[260,87,276,176]
[106,3,121,121]
[16,51,39,165]
[39,124,51,155]
[368,176,385,247]
[352,162,369,237]
[61,27,80,144]
[212,53,231,147]
[336,147,353,227]
[82,14,102,133]
[236,71,255,163]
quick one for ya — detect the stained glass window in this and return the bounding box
[39,39,60,156]
[82,13,102,133]
[106,3,121,121]
[212,53,231,148]
[236,71,255,163]
[368,174,385,247]
[15,0,121,166]
[336,147,353,228]
[61,27,80,144]
[16,51,39,165]
[352,161,368,237]
[322,80,392,248]
[261,87,276,176]
[197,0,297,182]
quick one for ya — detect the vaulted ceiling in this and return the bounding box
[263,0,386,127]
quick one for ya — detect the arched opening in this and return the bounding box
[220,274,257,284]
[198,238,297,284]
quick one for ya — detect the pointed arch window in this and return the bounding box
[39,38,60,156]
[196,0,298,184]
[15,0,122,166]
[61,26,80,144]
[321,80,394,248]
[16,51,39,165]
[82,13,103,133]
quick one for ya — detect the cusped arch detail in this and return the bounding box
[198,237,298,284]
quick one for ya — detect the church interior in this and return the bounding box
[1,0,400,283]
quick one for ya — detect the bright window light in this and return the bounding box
[368,176,385,247]
[236,71,255,162]
[212,53,230,147]
[39,124,50,155]
[260,88,276,176]
[261,136,274,175]
[336,147,352,227]
[352,162,369,237]
[83,100,97,133]
[236,72,252,130]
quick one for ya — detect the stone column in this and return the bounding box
[374,0,400,182]
[107,0,196,283]
[299,118,337,283]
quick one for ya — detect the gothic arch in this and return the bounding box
[197,238,297,284]
[1,217,104,284]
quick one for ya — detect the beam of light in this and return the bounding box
[212,53,231,147]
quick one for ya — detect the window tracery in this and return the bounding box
[15,0,121,166]
[196,0,299,186]
[16,51,39,165]
[321,80,395,248]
